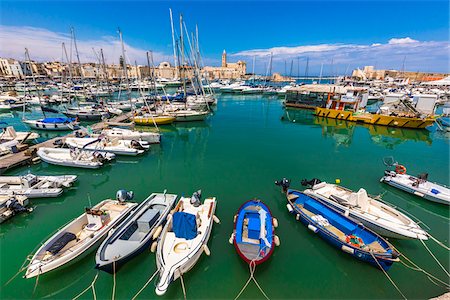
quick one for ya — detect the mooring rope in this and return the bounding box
[4,255,33,286]
[428,233,450,251]
[234,260,270,300]
[112,261,117,300]
[32,267,41,295]
[180,274,187,300]
[131,269,159,300]
[72,272,99,300]
[420,239,450,278]
[369,251,406,300]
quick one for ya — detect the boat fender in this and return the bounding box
[274,235,280,247]
[150,241,158,253]
[229,233,234,245]
[296,214,300,221]
[233,214,237,223]
[167,213,173,222]
[272,217,278,228]
[153,225,163,240]
[308,224,318,233]
[203,244,211,256]
[341,245,354,254]
[213,215,220,224]
[344,210,349,217]
[286,203,294,213]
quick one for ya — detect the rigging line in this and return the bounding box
[369,251,406,300]
[420,239,450,278]
[131,269,159,300]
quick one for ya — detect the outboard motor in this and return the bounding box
[190,190,202,207]
[53,139,64,148]
[6,198,29,213]
[116,189,134,203]
[301,178,322,188]
[275,178,291,193]
[93,151,106,163]
[130,140,145,150]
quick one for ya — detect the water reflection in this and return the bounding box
[281,108,433,148]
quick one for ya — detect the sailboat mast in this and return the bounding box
[119,28,132,112]
[71,27,87,103]
[25,48,45,117]
[180,14,187,98]
[62,42,73,105]
[169,9,178,75]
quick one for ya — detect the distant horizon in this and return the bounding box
[1,1,448,75]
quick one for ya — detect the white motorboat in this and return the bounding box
[0,195,30,224]
[0,174,77,198]
[65,137,149,156]
[37,147,115,169]
[99,127,160,144]
[0,126,39,142]
[155,191,218,296]
[171,110,210,122]
[64,107,109,121]
[0,140,19,156]
[25,193,137,278]
[23,118,80,131]
[95,191,178,273]
[302,179,428,240]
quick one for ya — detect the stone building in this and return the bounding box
[0,58,24,79]
[202,50,246,80]
[352,66,449,82]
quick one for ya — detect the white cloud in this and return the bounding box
[232,38,449,74]
[388,37,418,45]
[0,25,172,65]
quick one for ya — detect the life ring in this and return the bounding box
[395,165,407,175]
[346,235,363,248]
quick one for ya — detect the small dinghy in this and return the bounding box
[99,127,160,144]
[0,174,77,198]
[65,137,149,156]
[0,126,39,142]
[37,147,115,169]
[25,190,137,278]
[155,191,218,296]
[231,199,279,265]
[23,118,80,131]
[95,191,178,273]
[381,158,450,205]
[282,188,400,271]
[0,195,31,224]
[301,178,428,240]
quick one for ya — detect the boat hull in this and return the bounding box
[133,116,176,126]
[23,120,80,131]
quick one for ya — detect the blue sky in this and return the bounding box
[0,1,448,75]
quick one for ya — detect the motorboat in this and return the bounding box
[0,195,31,224]
[0,174,77,198]
[97,127,160,144]
[37,147,115,169]
[231,199,279,265]
[282,188,400,271]
[155,191,218,296]
[381,158,450,205]
[301,179,428,239]
[0,126,39,142]
[25,191,137,278]
[65,137,149,156]
[95,191,178,273]
[23,118,80,131]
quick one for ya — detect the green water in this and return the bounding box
[1,95,449,299]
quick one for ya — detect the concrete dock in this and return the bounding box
[0,113,132,174]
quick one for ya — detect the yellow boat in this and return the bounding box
[133,115,176,126]
[315,108,435,129]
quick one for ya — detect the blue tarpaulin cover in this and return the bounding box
[172,212,197,240]
[42,117,74,123]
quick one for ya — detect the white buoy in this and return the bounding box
[233,214,237,223]
[229,233,234,245]
[150,241,158,253]
[274,235,280,247]
[213,215,220,224]
[203,244,211,256]
[272,218,278,228]
[286,204,293,213]
[152,225,162,240]
[296,214,300,221]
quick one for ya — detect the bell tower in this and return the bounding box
[222,49,227,67]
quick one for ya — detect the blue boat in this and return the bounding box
[232,199,279,265]
[285,189,399,271]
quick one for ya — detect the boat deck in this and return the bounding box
[0,113,132,174]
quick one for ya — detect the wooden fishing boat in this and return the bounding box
[25,194,137,278]
[231,199,279,265]
[65,137,149,156]
[155,191,217,296]
[284,189,400,271]
[0,174,77,198]
[133,115,176,126]
[95,191,178,273]
[302,179,428,240]
[37,147,115,169]
[381,161,450,205]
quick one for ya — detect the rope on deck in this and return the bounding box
[234,260,270,300]
[420,239,450,278]
[369,251,406,300]
[131,269,159,300]
[72,272,99,300]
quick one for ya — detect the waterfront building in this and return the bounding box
[352,66,449,82]
[202,50,246,80]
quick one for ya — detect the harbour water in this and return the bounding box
[1,94,449,299]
